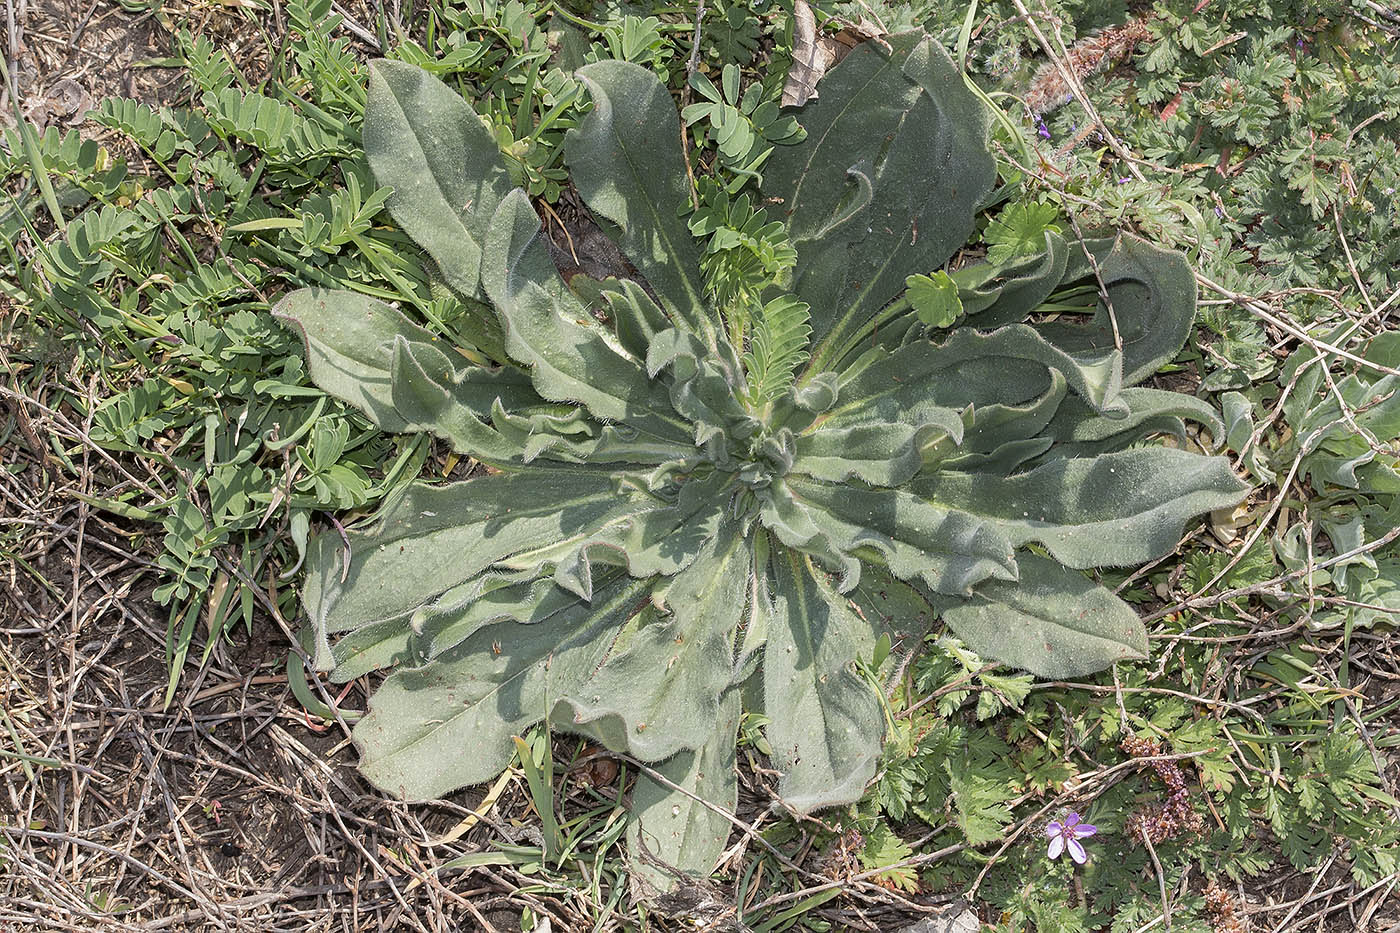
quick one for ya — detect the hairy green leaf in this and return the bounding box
[567,62,708,335]
[785,476,1019,595]
[764,32,996,373]
[363,60,512,302]
[941,553,1148,678]
[482,189,691,442]
[627,690,741,892]
[274,288,531,438]
[301,471,656,664]
[353,574,650,797]
[764,549,883,811]
[1037,234,1198,384]
[560,527,750,760]
[913,448,1250,568]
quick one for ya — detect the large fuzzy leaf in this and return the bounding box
[274,288,531,462]
[567,62,709,336]
[763,549,883,812]
[941,553,1148,678]
[328,576,589,682]
[301,471,660,666]
[601,279,671,360]
[276,288,682,467]
[363,60,513,302]
[791,414,963,487]
[764,32,996,372]
[913,448,1250,568]
[846,563,949,643]
[940,371,1068,474]
[646,328,756,451]
[863,232,1073,352]
[829,323,1126,420]
[627,690,740,893]
[785,476,1019,595]
[1034,234,1197,385]
[558,527,750,761]
[353,574,651,798]
[493,472,729,600]
[1038,387,1229,460]
[482,190,692,442]
[754,479,862,587]
[486,400,688,466]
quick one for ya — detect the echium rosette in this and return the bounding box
[276,30,1249,892]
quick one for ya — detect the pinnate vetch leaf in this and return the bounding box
[743,294,812,407]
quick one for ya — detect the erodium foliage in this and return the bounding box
[276,33,1249,891]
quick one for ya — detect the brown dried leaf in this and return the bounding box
[48,79,92,126]
[837,17,890,46]
[782,3,890,108]
[22,78,93,132]
[573,744,619,787]
[782,1,831,107]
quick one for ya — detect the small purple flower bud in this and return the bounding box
[1037,120,1051,140]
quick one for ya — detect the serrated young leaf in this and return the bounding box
[984,201,1063,266]
[858,823,920,893]
[704,2,762,64]
[975,671,1034,720]
[906,270,963,328]
[947,763,1013,845]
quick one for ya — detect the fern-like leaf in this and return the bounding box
[743,294,811,408]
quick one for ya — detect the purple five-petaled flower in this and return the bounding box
[1047,812,1097,864]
